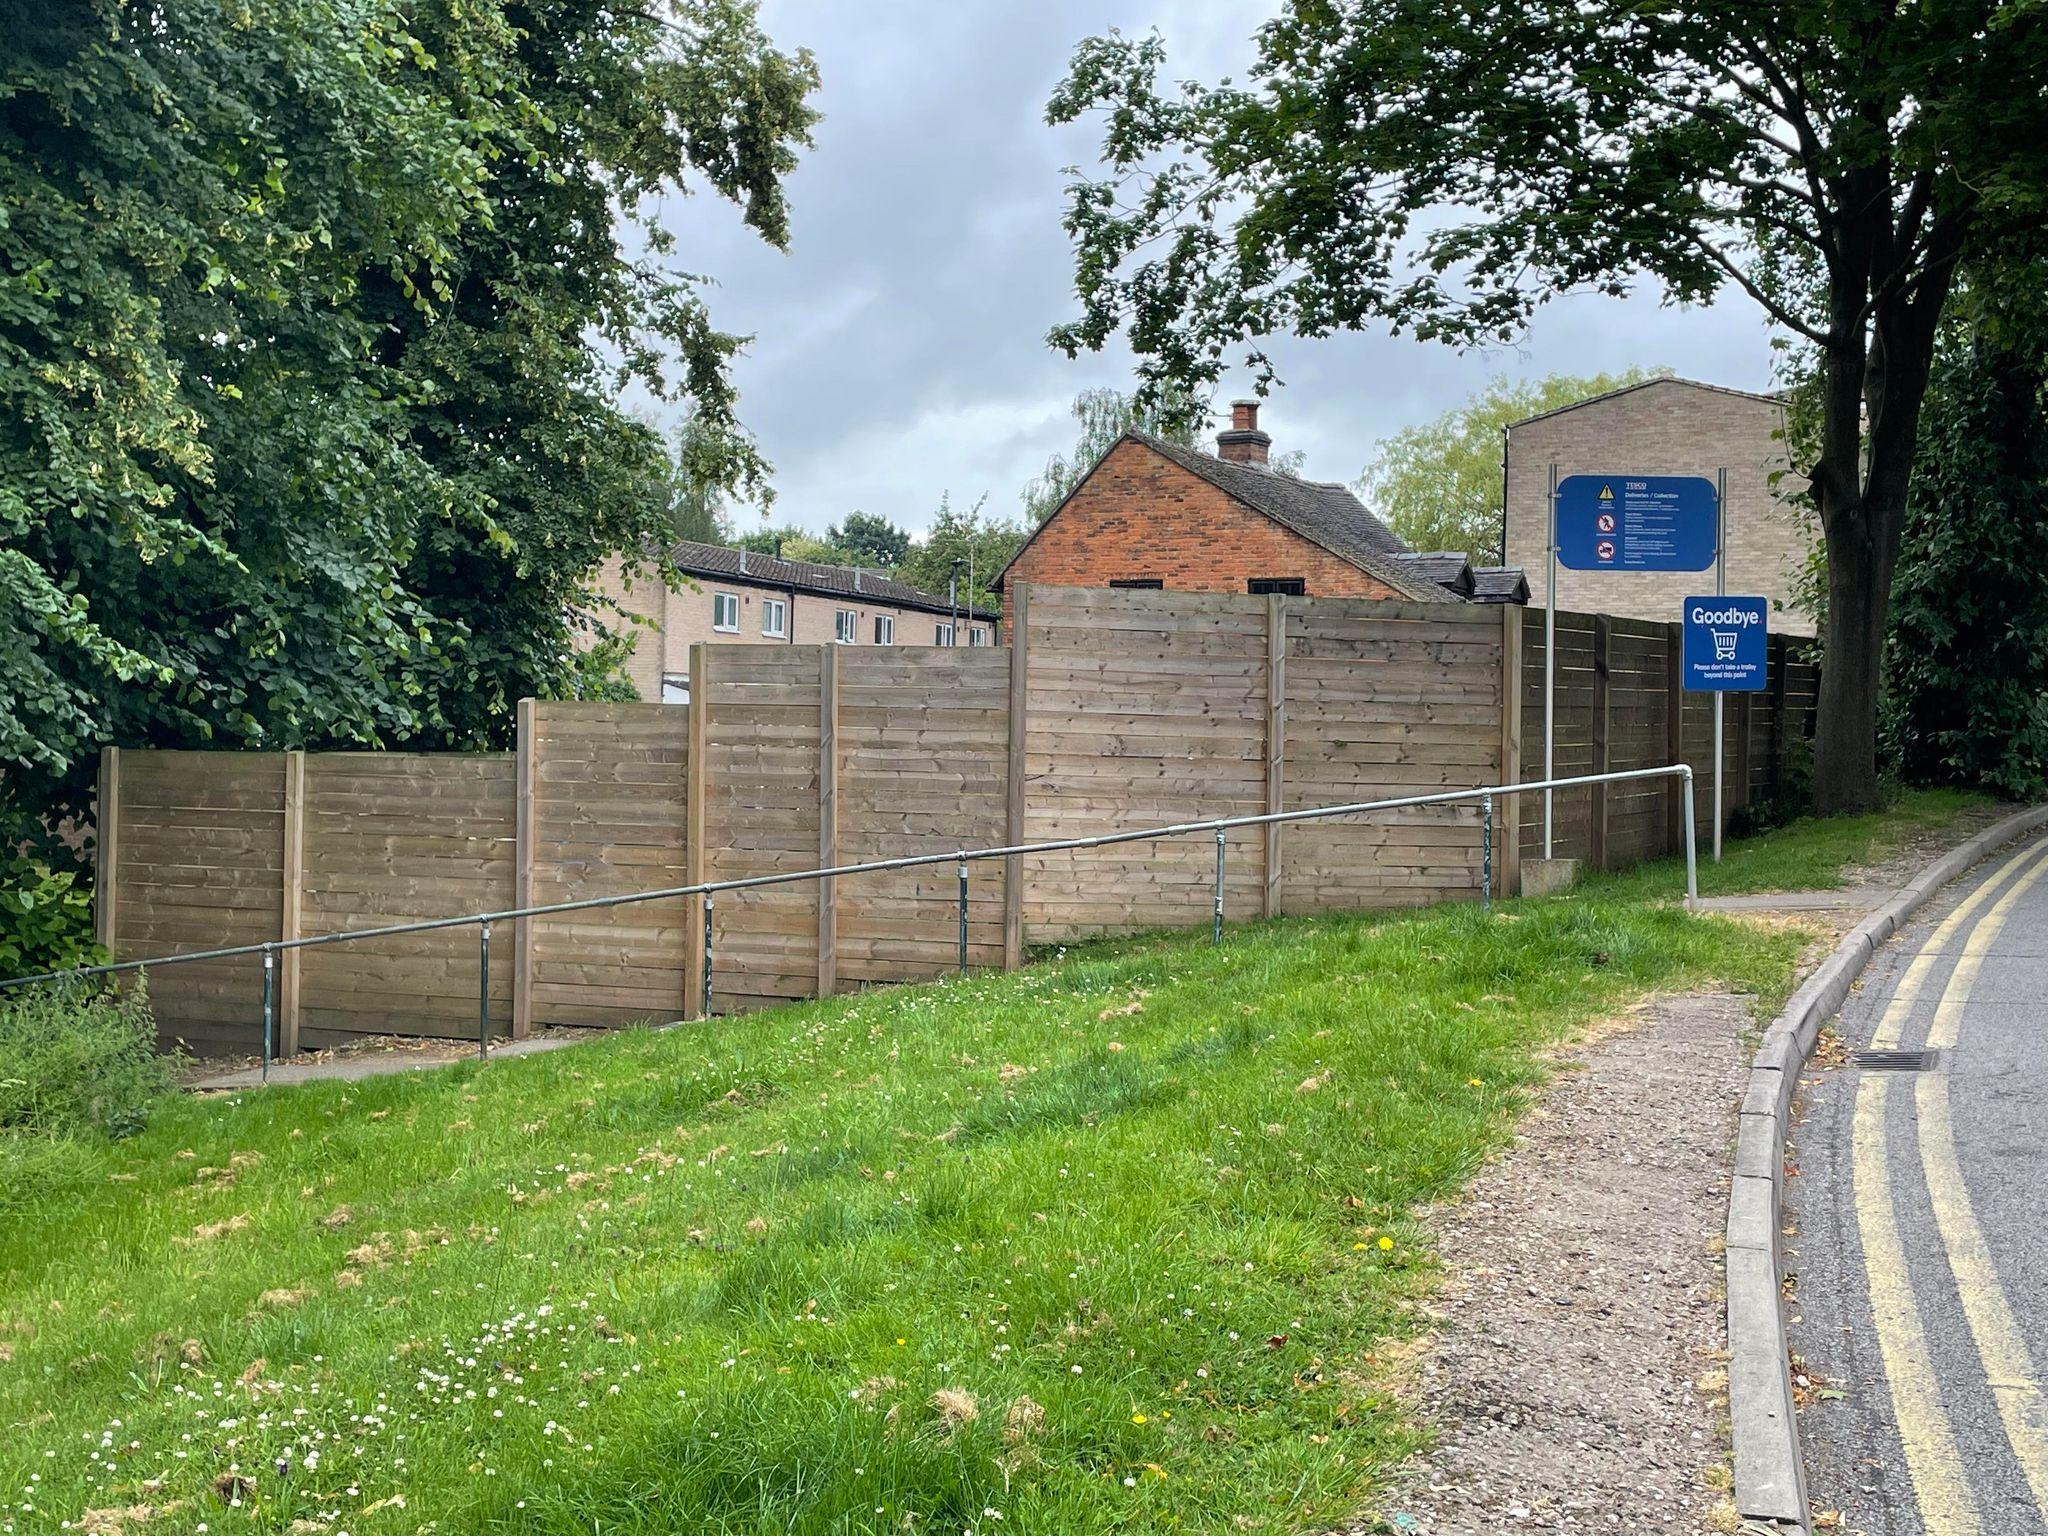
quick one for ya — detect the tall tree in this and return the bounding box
[1020,385,1206,524]
[899,495,1026,614]
[1880,278,2048,798]
[1360,370,1666,563]
[0,0,816,927]
[1048,2,2048,812]
[829,511,913,569]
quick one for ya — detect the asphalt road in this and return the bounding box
[1790,832,2048,1535]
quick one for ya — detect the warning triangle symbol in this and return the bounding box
[1598,483,1615,502]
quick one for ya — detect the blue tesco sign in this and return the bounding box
[1557,475,1718,571]
[1682,596,1768,691]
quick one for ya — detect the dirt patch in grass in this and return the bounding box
[1347,991,1772,1536]
[175,1025,609,1085]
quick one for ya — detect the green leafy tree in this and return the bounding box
[829,512,913,569]
[0,0,816,967]
[1021,385,1206,524]
[735,526,843,563]
[1360,370,1666,562]
[899,495,1027,614]
[1880,284,2048,798]
[1048,2,2048,813]
[631,414,737,551]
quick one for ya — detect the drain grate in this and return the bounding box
[1849,1048,1939,1071]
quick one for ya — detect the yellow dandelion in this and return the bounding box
[1131,1413,1148,1425]
[1467,1077,1483,1087]
[1377,1235,1394,1251]
[1352,1242,1367,1251]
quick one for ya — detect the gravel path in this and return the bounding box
[1347,992,1759,1536]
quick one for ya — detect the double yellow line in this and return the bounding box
[1851,835,2048,1532]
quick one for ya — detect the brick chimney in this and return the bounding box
[1216,400,1271,465]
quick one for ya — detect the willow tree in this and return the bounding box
[1048,2,2048,812]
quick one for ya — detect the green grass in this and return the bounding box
[0,888,1811,1536]
[1581,787,1996,901]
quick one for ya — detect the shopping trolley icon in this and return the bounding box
[1711,630,1739,661]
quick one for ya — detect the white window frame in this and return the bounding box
[873,613,895,645]
[761,597,788,638]
[711,591,740,633]
[967,626,987,647]
[834,608,859,644]
[935,622,955,647]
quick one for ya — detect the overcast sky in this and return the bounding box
[656,0,1779,539]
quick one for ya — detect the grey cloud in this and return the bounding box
[652,1,1777,536]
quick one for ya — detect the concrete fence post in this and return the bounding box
[1590,613,1612,871]
[684,643,709,1019]
[512,700,536,1040]
[817,645,838,998]
[1002,582,1029,969]
[280,750,305,1056]
[1264,593,1286,918]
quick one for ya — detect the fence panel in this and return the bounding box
[1279,600,1501,910]
[112,751,285,1054]
[699,647,823,1014]
[527,701,691,1028]
[296,753,516,1044]
[835,648,1012,985]
[1019,587,1270,939]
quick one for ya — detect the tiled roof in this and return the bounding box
[664,540,999,622]
[1470,567,1531,603]
[1388,552,1474,592]
[1121,434,1456,603]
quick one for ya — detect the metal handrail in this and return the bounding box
[1,765,1697,1078]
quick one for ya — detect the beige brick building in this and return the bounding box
[586,541,998,703]
[1503,378,1815,636]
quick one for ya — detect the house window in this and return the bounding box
[1109,578,1164,589]
[834,608,859,644]
[967,626,988,647]
[935,622,956,647]
[712,591,740,631]
[873,613,895,644]
[761,598,787,638]
[660,675,689,705]
[1247,578,1306,596]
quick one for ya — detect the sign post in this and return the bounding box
[1545,471,1720,864]
[1680,589,1768,862]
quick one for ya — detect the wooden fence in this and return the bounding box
[90,586,1810,1055]
[1517,608,1818,868]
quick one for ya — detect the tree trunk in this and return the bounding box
[1807,230,1957,816]
[1813,508,1888,812]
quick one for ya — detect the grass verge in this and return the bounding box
[0,885,1811,1536]
[1579,787,1996,901]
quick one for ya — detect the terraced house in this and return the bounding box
[591,542,999,704]
[995,402,1528,626]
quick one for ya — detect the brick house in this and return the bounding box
[994,402,1527,630]
[589,541,998,703]
[1503,377,1816,636]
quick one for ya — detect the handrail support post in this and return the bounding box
[478,918,492,1061]
[1680,767,1699,906]
[701,893,715,1018]
[1212,826,1226,945]
[260,944,275,1085]
[956,854,970,978]
[1481,794,1494,914]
